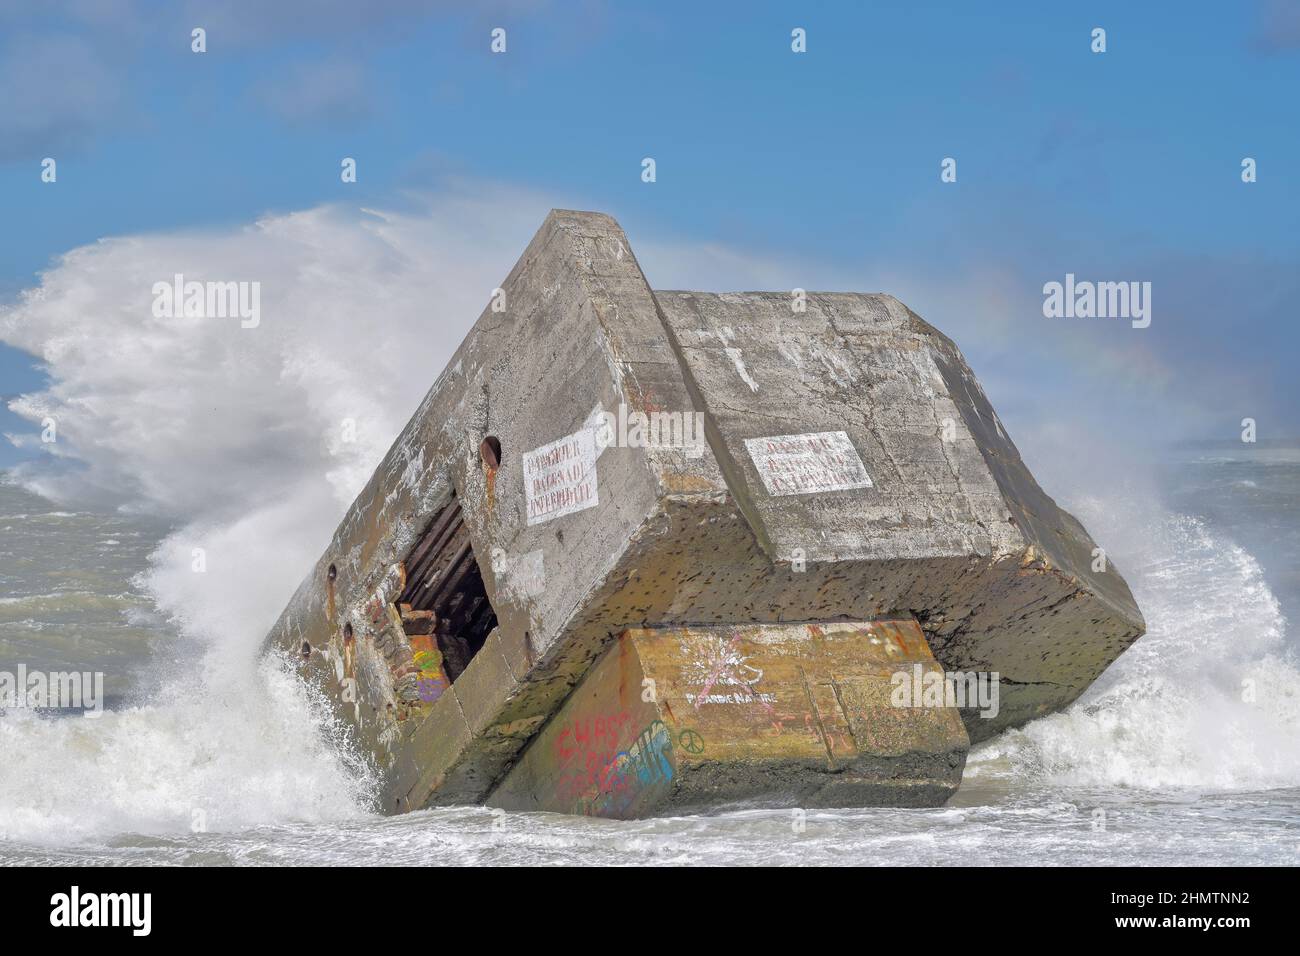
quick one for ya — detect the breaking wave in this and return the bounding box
[0,195,552,843]
[0,656,374,844]
[969,506,1300,791]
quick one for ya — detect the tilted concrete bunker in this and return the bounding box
[264,210,1145,817]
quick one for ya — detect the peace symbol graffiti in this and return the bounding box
[679,729,705,754]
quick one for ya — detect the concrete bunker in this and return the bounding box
[264,209,1145,819]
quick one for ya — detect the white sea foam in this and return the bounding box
[969,505,1300,790]
[0,656,374,844]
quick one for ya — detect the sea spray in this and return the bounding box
[967,510,1300,790]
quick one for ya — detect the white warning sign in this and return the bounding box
[743,430,873,497]
[523,427,599,525]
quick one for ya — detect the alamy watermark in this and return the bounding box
[50,886,151,936]
[591,402,706,457]
[152,274,260,328]
[1042,273,1151,329]
[890,664,1000,719]
[0,664,104,717]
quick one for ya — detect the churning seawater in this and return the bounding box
[2,444,1299,866]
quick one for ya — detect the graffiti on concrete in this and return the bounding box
[409,634,448,703]
[685,634,776,711]
[553,710,633,802]
[580,720,675,817]
[678,729,705,754]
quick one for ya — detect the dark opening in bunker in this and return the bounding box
[396,495,498,683]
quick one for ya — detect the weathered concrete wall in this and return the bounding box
[489,620,967,817]
[264,210,693,811]
[263,208,1144,816]
[650,291,1144,740]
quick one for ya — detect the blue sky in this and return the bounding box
[2,0,1299,470]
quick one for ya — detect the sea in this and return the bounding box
[2,442,1298,866]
